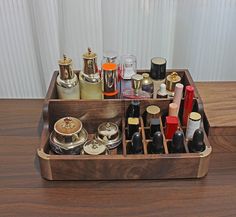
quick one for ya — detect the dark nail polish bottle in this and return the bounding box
[126,101,140,124]
[129,132,144,154]
[127,117,139,140]
[189,129,205,153]
[149,118,161,138]
[170,130,185,153]
[148,131,164,154]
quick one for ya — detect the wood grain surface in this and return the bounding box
[196,82,236,136]
[0,82,236,216]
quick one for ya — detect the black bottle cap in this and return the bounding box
[171,130,185,153]
[152,131,164,153]
[190,129,205,152]
[131,132,143,154]
[150,57,167,80]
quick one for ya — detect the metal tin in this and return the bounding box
[165,72,181,92]
[131,74,143,96]
[141,73,154,95]
[186,112,201,141]
[49,117,88,155]
[150,57,166,80]
[50,128,88,155]
[81,139,109,155]
[96,122,122,149]
[57,54,80,99]
[102,63,118,97]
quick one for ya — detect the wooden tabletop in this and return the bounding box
[0,82,236,217]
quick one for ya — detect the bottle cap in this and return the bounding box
[165,72,181,92]
[168,103,178,116]
[159,83,167,95]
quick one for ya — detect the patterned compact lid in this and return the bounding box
[83,139,107,155]
[54,117,82,136]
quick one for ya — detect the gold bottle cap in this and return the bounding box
[54,117,82,136]
[189,112,201,121]
[58,54,72,65]
[83,47,97,59]
[146,105,160,115]
[83,139,107,155]
[142,73,153,85]
[58,54,74,80]
[166,72,181,92]
[131,74,143,95]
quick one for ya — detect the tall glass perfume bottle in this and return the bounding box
[56,54,80,99]
[79,48,103,99]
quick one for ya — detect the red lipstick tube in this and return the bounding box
[165,116,178,140]
[182,85,194,126]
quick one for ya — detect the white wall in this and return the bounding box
[0,0,236,98]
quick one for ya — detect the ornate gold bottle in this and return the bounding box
[57,55,80,99]
[79,48,103,99]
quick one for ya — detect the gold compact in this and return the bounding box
[81,139,109,155]
[165,72,181,92]
[95,122,122,149]
[49,117,88,155]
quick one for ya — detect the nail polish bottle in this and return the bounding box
[157,83,168,98]
[129,132,144,154]
[126,100,140,124]
[169,131,185,153]
[149,118,161,138]
[148,131,164,154]
[189,129,205,153]
[127,117,139,140]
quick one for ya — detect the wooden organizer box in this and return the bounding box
[37,69,212,180]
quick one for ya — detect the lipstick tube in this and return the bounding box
[165,116,178,140]
[172,83,183,114]
[168,103,178,117]
[182,86,194,126]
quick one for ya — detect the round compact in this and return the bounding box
[81,139,109,155]
[95,122,122,149]
[49,117,88,155]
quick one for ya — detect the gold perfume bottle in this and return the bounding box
[57,54,80,99]
[79,48,103,99]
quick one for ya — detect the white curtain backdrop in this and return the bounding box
[0,0,236,98]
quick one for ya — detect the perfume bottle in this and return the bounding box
[126,100,140,122]
[56,54,80,99]
[141,73,154,96]
[79,48,103,99]
[102,63,119,99]
[120,54,137,98]
[122,74,151,99]
[150,57,167,98]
